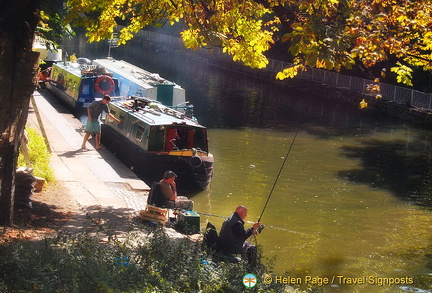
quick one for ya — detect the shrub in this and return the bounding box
[0,228,293,292]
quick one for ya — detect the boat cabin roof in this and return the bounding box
[93,58,181,89]
[53,62,85,77]
[110,100,204,128]
[53,61,112,79]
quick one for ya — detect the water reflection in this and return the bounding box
[339,133,432,208]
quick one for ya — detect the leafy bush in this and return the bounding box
[18,127,55,182]
[0,228,296,292]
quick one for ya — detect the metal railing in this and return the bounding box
[267,59,432,111]
[137,30,432,111]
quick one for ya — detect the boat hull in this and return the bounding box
[101,124,214,193]
[46,83,82,108]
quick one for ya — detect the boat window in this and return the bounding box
[118,114,125,130]
[81,81,90,95]
[177,128,189,149]
[166,128,178,151]
[148,126,164,151]
[193,128,208,151]
[165,127,208,151]
[136,125,145,142]
[166,127,192,151]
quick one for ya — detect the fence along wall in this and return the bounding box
[137,30,432,111]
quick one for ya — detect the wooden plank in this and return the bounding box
[139,206,168,225]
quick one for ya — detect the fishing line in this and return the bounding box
[257,123,301,223]
[195,210,343,241]
[196,211,227,220]
[245,221,312,237]
[195,210,314,238]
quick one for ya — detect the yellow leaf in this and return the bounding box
[359,99,368,109]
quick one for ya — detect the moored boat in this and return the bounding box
[102,97,214,192]
[47,59,121,109]
[92,58,192,115]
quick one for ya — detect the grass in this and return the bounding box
[18,127,55,182]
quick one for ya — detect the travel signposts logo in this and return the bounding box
[243,273,257,288]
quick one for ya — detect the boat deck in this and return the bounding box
[111,100,203,127]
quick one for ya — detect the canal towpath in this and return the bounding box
[27,89,151,234]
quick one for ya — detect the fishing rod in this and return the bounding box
[194,210,313,238]
[195,210,343,242]
[194,124,303,239]
[257,123,301,223]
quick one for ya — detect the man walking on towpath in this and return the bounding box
[81,94,120,150]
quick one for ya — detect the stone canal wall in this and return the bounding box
[128,30,432,128]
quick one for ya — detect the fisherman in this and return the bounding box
[81,94,120,150]
[159,170,194,210]
[218,205,262,264]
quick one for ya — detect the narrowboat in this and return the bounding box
[47,59,121,109]
[102,97,214,192]
[92,58,192,114]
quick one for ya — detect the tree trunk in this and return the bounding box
[0,0,41,226]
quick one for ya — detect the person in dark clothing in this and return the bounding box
[218,205,262,263]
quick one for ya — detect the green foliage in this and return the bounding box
[63,0,432,85]
[391,62,414,86]
[37,0,75,49]
[18,127,54,182]
[66,0,274,69]
[0,228,292,292]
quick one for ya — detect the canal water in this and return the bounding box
[64,37,432,292]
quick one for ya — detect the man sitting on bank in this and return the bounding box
[159,170,194,211]
[217,205,262,264]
